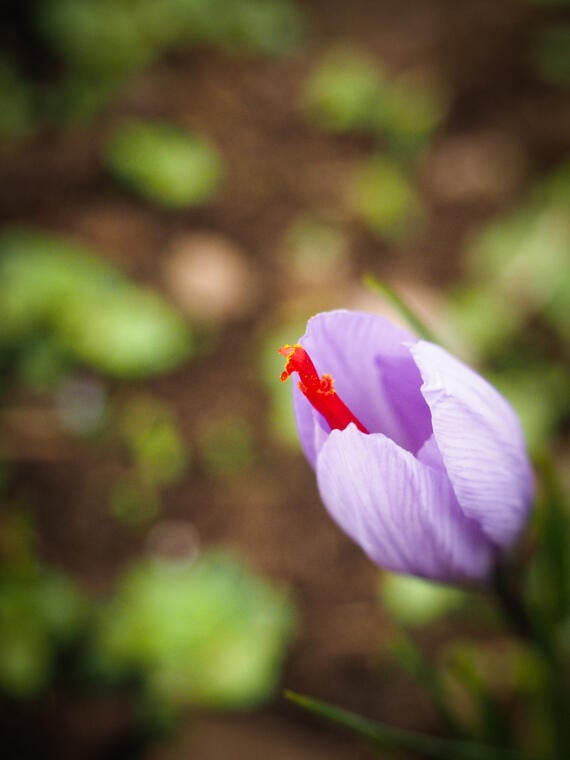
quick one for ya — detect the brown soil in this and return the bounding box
[1,0,569,758]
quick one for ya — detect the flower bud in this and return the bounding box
[281,310,534,583]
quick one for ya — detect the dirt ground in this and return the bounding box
[1,0,569,757]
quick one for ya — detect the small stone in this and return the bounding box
[424,131,526,205]
[146,520,200,563]
[163,233,257,323]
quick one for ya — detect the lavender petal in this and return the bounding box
[411,341,534,547]
[316,424,495,582]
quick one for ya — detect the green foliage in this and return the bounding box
[488,368,569,455]
[390,636,467,736]
[533,24,570,87]
[303,47,387,133]
[0,0,307,130]
[303,45,446,154]
[121,396,188,487]
[433,154,570,754]
[446,289,522,360]
[0,60,36,140]
[40,0,167,77]
[348,155,422,239]
[0,230,118,341]
[0,229,193,380]
[104,121,224,208]
[357,157,570,759]
[446,161,570,450]
[109,476,161,526]
[303,46,445,243]
[363,273,438,342]
[198,416,254,476]
[170,0,307,56]
[215,0,306,56]
[469,207,569,317]
[58,287,191,377]
[47,75,124,125]
[16,338,71,392]
[0,537,295,721]
[32,0,305,125]
[527,458,570,628]
[0,566,86,697]
[380,573,466,628]
[0,510,87,699]
[446,643,516,746]
[286,691,527,760]
[40,0,305,78]
[303,48,441,241]
[110,395,189,526]
[95,553,295,710]
[375,73,446,156]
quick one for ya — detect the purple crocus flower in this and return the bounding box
[280,310,533,584]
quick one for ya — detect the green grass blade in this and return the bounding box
[363,273,438,342]
[285,690,541,760]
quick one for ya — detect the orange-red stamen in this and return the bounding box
[279,344,369,434]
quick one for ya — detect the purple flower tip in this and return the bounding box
[282,310,534,584]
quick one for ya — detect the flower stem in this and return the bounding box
[491,562,570,757]
[491,563,543,653]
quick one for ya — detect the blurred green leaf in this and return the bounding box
[489,367,569,453]
[0,567,86,698]
[0,229,193,379]
[96,553,295,709]
[219,0,306,55]
[0,630,51,698]
[58,287,192,378]
[381,572,466,628]
[121,396,189,485]
[109,476,161,526]
[17,338,71,392]
[0,230,118,342]
[348,155,422,240]
[303,47,386,133]
[303,47,445,160]
[374,73,446,157]
[445,289,523,360]
[533,160,570,209]
[36,0,306,127]
[198,416,254,476]
[0,509,36,570]
[453,161,570,359]
[469,209,570,310]
[46,74,123,125]
[532,24,570,87]
[105,121,223,208]
[0,60,36,139]
[41,0,305,78]
[39,0,172,77]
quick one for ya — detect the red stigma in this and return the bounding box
[279,344,369,434]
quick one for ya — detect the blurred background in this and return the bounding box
[0,0,569,758]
